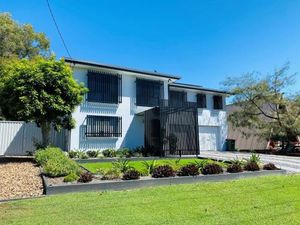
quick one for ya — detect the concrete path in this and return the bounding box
[200,151,300,173]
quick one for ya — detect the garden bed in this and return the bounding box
[43,169,286,195]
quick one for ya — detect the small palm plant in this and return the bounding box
[194,159,209,170]
[112,158,132,173]
[249,153,261,164]
[142,160,157,176]
[230,157,245,166]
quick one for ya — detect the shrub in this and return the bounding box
[102,149,117,157]
[98,168,121,180]
[112,159,132,173]
[35,147,81,177]
[78,172,93,183]
[263,163,278,170]
[116,148,131,158]
[142,160,157,175]
[77,150,88,159]
[230,157,244,166]
[152,165,175,178]
[34,147,65,166]
[177,164,199,176]
[244,162,260,171]
[123,169,140,180]
[68,150,78,159]
[63,172,79,182]
[168,159,182,170]
[227,163,243,173]
[201,163,223,175]
[86,150,99,158]
[43,158,81,177]
[194,159,210,169]
[249,153,261,164]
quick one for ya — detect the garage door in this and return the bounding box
[199,126,219,151]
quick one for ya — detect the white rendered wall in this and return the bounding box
[70,67,170,151]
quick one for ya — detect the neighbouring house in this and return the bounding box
[65,58,229,156]
[226,104,300,152]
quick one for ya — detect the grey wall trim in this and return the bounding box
[43,169,286,195]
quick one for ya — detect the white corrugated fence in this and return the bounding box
[0,121,69,156]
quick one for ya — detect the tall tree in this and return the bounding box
[223,64,300,151]
[0,57,87,146]
[0,13,50,58]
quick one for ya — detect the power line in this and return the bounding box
[46,0,72,58]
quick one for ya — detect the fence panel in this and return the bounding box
[0,121,69,156]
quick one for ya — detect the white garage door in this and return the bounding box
[199,126,219,151]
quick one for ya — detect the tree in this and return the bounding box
[0,13,50,58]
[223,64,300,151]
[0,57,87,146]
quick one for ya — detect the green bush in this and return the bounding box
[35,147,81,177]
[34,147,66,166]
[43,158,81,177]
[102,149,117,157]
[142,160,157,176]
[98,168,121,180]
[77,150,88,159]
[63,173,79,182]
[112,158,132,173]
[249,153,261,164]
[116,148,131,158]
[68,150,79,159]
[86,150,99,158]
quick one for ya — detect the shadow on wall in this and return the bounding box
[120,115,144,149]
[80,99,118,114]
[78,125,117,150]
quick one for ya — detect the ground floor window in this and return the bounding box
[85,116,122,137]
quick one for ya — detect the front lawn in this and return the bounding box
[1,175,299,225]
[80,158,221,174]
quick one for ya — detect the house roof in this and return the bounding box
[169,82,230,95]
[64,58,181,80]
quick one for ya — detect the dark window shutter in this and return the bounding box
[197,94,207,108]
[213,95,223,110]
[87,71,122,104]
[136,79,162,107]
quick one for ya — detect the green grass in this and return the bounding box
[80,158,220,174]
[1,175,299,225]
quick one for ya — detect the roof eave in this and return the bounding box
[64,58,181,80]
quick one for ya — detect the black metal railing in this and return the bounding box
[85,115,122,137]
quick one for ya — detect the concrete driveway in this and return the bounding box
[200,151,300,173]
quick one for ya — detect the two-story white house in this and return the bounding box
[66,58,228,156]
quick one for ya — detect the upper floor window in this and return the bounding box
[87,71,122,104]
[213,95,223,110]
[197,94,207,108]
[85,115,122,137]
[136,79,163,107]
[169,90,187,107]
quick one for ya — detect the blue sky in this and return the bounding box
[1,0,300,91]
